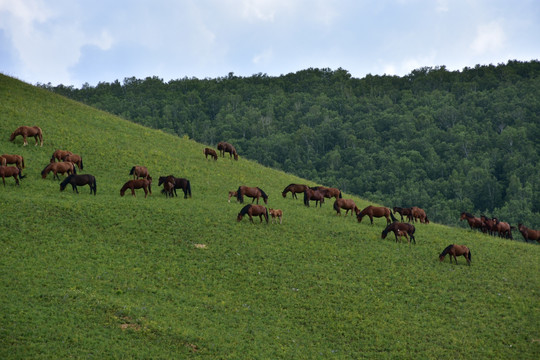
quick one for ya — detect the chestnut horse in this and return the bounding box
[161,180,175,198]
[460,212,483,231]
[1,154,25,169]
[333,198,359,216]
[518,224,540,243]
[282,183,308,199]
[50,149,72,163]
[492,217,513,239]
[439,244,471,265]
[393,207,413,222]
[129,166,150,180]
[41,162,76,180]
[381,222,416,244]
[236,186,268,204]
[237,204,268,223]
[120,178,152,198]
[9,126,43,146]
[357,205,397,225]
[311,186,342,199]
[269,208,283,224]
[157,175,191,198]
[228,190,238,203]
[60,174,96,195]
[410,206,429,224]
[217,141,238,160]
[303,188,325,207]
[0,166,25,186]
[203,147,218,160]
[62,154,84,170]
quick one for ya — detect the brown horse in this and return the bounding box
[50,149,73,163]
[460,212,483,231]
[129,166,149,180]
[311,186,342,199]
[157,175,192,198]
[203,147,218,160]
[518,224,540,243]
[237,204,268,223]
[480,215,497,236]
[381,222,416,244]
[439,244,471,265]
[357,205,397,224]
[410,206,429,224]
[120,178,152,198]
[41,162,76,180]
[333,198,359,216]
[0,166,25,186]
[60,174,96,195]
[1,154,25,169]
[228,190,238,202]
[161,180,175,198]
[62,154,84,170]
[492,218,513,239]
[269,208,283,224]
[218,141,238,160]
[236,186,268,204]
[303,188,325,207]
[393,207,413,222]
[10,126,43,146]
[282,183,308,199]
[0,156,6,166]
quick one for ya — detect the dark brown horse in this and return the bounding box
[303,188,325,207]
[439,244,471,265]
[236,186,268,204]
[9,126,43,146]
[518,224,540,243]
[282,183,308,199]
[381,222,416,244]
[218,141,238,160]
[157,175,192,198]
[50,149,73,163]
[492,217,513,239]
[333,198,359,216]
[393,207,413,222]
[129,166,149,180]
[62,154,84,170]
[460,212,483,231]
[0,166,25,186]
[203,147,218,160]
[480,215,496,236]
[1,154,25,169]
[120,178,152,198]
[161,180,175,198]
[410,206,429,224]
[41,162,76,180]
[237,204,268,223]
[60,174,96,195]
[310,186,342,199]
[357,205,397,224]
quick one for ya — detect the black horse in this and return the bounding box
[60,174,96,195]
[158,175,192,198]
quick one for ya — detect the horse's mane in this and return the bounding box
[60,174,75,189]
[257,187,268,200]
[41,163,52,175]
[464,212,474,218]
[238,204,252,216]
[129,166,136,175]
[439,244,454,257]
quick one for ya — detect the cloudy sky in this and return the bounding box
[1,0,539,87]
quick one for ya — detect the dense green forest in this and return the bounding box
[43,60,540,228]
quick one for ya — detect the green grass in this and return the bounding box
[1,74,539,359]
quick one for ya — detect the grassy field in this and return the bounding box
[1,74,539,359]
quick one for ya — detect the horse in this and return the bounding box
[237,204,268,223]
[158,175,192,198]
[9,126,43,146]
[439,244,471,265]
[62,154,84,170]
[0,166,25,186]
[50,149,72,163]
[381,222,416,244]
[129,166,149,180]
[41,162,76,180]
[410,206,429,224]
[393,207,413,222]
[1,154,25,169]
[236,186,268,204]
[492,217,513,239]
[333,198,359,216]
[0,156,5,166]
[460,212,483,231]
[120,178,152,198]
[518,224,540,243]
[480,215,496,236]
[303,188,325,207]
[357,205,397,225]
[310,186,342,199]
[203,147,218,160]
[161,180,175,198]
[218,141,238,160]
[282,183,308,199]
[228,190,238,202]
[60,174,96,195]
[269,208,283,224]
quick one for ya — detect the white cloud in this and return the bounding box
[252,48,273,64]
[470,21,506,54]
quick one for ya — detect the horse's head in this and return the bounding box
[9,130,18,141]
[233,153,238,160]
[236,214,243,222]
[381,227,388,239]
[120,188,125,197]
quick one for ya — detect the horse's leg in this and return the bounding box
[2,176,5,186]
[144,187,148,198]
[370,215,374,225]
[131,188,136,197]
[14,175,20,185]
[23,135,28,146]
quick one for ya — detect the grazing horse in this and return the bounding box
[60,174,96,195]
[218,141,239,160]
[228,190,238,203]
[237,204,268,223]
[9,126,43,146]
[357,205,397,224]
[410,206,429,224]
[282,183,308,199]
[333,198,359,216]
[439,244,471,265]
[236,186,268,204]
[203,147,218,160]
[1,154,25,169]
[161,180,175,198]
[0,166,25,186]
[393,207,413,222]
[518,224,540,243]
[381,222,416,244]
[50,149,73,163]
[460,212,483,231]
[62,154,84,170]
[303,188,325,207]
[129,166,149,180]
[41,162,76,180]
[492,218,513,239]
[269,208,283,224]
[157,175,192,198]
[310,186,342,199]
[120,178,152,198]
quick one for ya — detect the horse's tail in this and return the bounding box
[468,250,472,263]
[236,186,243,203]
[80,157,84,170]
[187,180,192,198]
[265,207,269,223]
[304,191,309,206]
[72,164,77,174]
[333,200,339,212]
[258,187,268,202]
[390,211,398,222]
[129,166,135,175]
[339,191,342,198]
[21,156,25,169]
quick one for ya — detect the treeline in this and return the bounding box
[43,60,540,228]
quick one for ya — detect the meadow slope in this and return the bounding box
[0,74,539,359]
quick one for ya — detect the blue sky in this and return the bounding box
[1,0,539,87]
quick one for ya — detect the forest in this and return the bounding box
[42,60,540,228]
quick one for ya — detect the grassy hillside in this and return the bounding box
[1,74,539,359]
